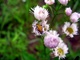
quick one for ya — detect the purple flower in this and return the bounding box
[44,35,60,48]
[65,7,72,16]
[58,0,69,6]
[70,12,80,22]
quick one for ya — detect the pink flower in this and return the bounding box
[44,35,60,48]
[58,0,68,5]
[78,13,80,18]
[44,0,55,5]
[65,7,72,16]
[70,12,80,22]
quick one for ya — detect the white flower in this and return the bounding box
[32,6,48,20]
[70,12,80,22]
[62,22,78,37]
[54,42,68,59]
[65,7,72,16]
[58,0,68,5]
[45,30,59,37]
[32,20,49,36]
[78,14,80,18]
[41,20,49,34]
[44,0,55,5]
[32,20,40,35]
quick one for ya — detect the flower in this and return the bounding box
[53,42,68,59]
[32,20,41,35]
[45,30,59,36]
[58,0,68,5]
[65,7,72,16]
[44,30,62,48]
[44,0,55,5]
[32,20,49,36]
[42,20,49,34]
[44,33,61,48]
[62,22,78,37]
[70,12,80,22]
[32,6,48,20]
[78,14,80,18]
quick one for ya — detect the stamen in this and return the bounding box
[66,27,73,34]
[57,48,64,56]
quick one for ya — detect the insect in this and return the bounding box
[36,24,43,34]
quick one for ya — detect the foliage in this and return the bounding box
[0,0,38,60]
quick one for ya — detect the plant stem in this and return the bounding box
[48,6,54,18]
[41,36,46,58]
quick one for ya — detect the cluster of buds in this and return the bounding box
[31,0,80,59]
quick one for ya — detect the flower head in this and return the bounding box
[62,22,78,37]
[70,12,80,22]
[44,34,60,48]
[78,14,80,18]
[42,20,49,34]
[44,30,61,48]
[32,20,49,36]
[54,42,68,59]
[44,0,55,5]
[32,6,48,20]
[58,0,68,5]
[65,7,72,16]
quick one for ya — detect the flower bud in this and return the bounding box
[44,0,55,5]
[65,7,72,16]
[44,35,60,48]
[70,12,80,22]
[58,0,68,5]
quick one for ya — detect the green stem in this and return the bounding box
[50,4,64,29]
[48,6,57,29]
[48,6,54,18]
[50,13,58,29]
[41,36,46,58]
[43,4,49,9]
[56,4,63,11]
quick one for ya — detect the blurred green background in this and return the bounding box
[0,0,80,60]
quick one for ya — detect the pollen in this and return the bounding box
[57,48,64,56]
[66,27,73,34]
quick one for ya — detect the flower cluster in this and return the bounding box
[31,0,80,59]
[64,6,80,37]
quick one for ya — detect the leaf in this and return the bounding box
[12,32,19,42]
[72,0,79,11]
[21,52,36,60]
